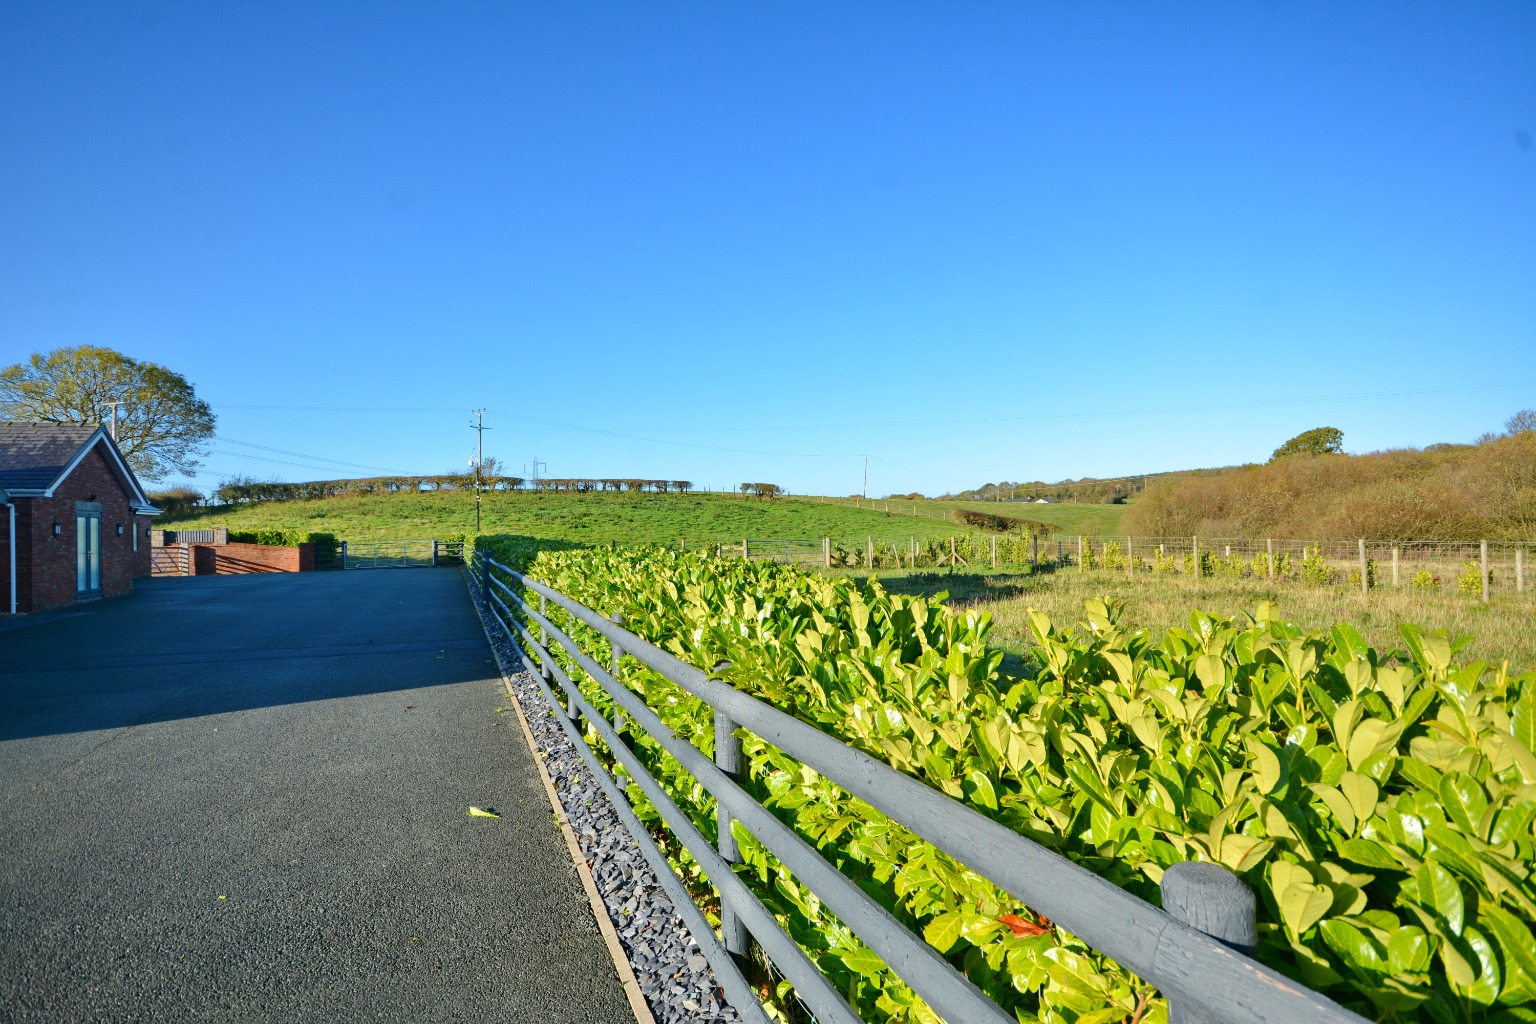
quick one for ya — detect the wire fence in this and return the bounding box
[626,533,1533,602]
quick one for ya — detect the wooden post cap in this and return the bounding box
[1160,861,1257,955]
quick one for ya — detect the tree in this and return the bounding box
[1506,409,1536,436]
[0,345,215,481]
[1270,426,1344,461]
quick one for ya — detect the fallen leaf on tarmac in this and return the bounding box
[468,806,500,818]
[405,705,414,709]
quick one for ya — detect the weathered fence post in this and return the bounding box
[1031,532,1038,568]
[431,539,438,567]
[1078,536,1085,573]
[1192,536,1199,579]
[1266,538,1275,581]
[742,537,749,560]
[610,613,628,790]
[1126,536,1134,577]
[910,535,916,567]
[823,537,831,569]
[1160,862,1257,1024]
[1392,545,1400,587]
[867,536,873,568]
[340,540,348,570]
[713,664,750,957]
[1358,539,1369,597]
[1481,540,1490,603]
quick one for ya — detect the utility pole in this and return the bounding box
[526,457,546,488]
[862,455,869,499]
[469,409,489,533]
[106,400,127,441]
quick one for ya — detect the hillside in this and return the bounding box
[1122,431,1536,539]
[157,490,1063,545]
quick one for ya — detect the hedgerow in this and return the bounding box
[472,538,1536,1023]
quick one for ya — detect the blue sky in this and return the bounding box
[2,1,1532,497]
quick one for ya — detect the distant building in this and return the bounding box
[1033,497,1054,504]
[0,422,160,615]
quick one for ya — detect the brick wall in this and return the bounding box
[189,542,314,575]
[6,445,154,614]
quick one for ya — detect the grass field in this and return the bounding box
[161,490,1117,545]
[847,564,1536,670]
[163,489,1530,667]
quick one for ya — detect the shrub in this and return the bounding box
[1299,545,1334,585]
[1457,559,1487,594]
[1411,567,1441,589]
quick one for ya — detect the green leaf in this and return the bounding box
[836,944,887,977]
[1387,926,1432,974]
[467,806,500,818]
[1417,861,1465,936]
[1339,772,1379,827]
[923,911,966,953]
[965,769,999,811]
[1441,773,1490,837]
[1461,925,1502,1005]
[1252,742,1283,795]
[1337,837,1401,870]
[1280,882,1333,942]
[1320,918,1386,973]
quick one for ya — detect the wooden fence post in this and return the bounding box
[867,536,873,568]
[340,540,348,571]
[1266,538,1274,581]
[1161,862,1257,1024]
[1481,540,1490,603]
[1358,539,1369,597]
[743,537,749,560]
[610,613,628,789]
[1078,535,1085,573]
[1391,546,1399,587]
[714,699,751,956]
[910,535,916,567]
[1031,532,1038,568]
[1126,536,1134,577]
[823,537,831,569]
[1518,548,1525,593]
[1192,536,1199,579]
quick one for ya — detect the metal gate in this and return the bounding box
[341,540,464,569]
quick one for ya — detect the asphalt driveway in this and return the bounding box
[0,569,635,1024]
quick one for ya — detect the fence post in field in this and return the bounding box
[1392,546,1400,587]
[867,536,873,568]
[431,539,438,567]
[1126,536,1134,576]
[1078,535,1085,573]
[1192,536,1200,579]
[910,535,916,567]
[1518,548,1525,593]
[1160,862,1257,1024]
[1481,540,1490,603]
[823,537,831,569]
[991,535,997,569]
[340,540,348,570]
[680,537,686,551]
[1358,539,1369,596]
[1266,538,1275,581]
[713,680,751,957]
[1224,545,1231,559]
[743,538,749,560]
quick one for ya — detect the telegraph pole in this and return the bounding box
[469,409,489,533]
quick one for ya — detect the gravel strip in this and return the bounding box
[470,575,746,1024]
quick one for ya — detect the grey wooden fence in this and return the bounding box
[471,551,1369,1024]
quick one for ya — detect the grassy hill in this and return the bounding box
[158,490,1121,545]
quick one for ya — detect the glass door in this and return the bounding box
[76,512,100,597]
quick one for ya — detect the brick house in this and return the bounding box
[0,422,161,615]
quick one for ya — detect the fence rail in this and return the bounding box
[472,550,1367,1024]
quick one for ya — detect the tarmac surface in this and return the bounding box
[0,568,636,1024]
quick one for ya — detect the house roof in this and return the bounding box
[0,422,160,513]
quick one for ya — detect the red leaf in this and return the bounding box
[997,913,1049,937]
